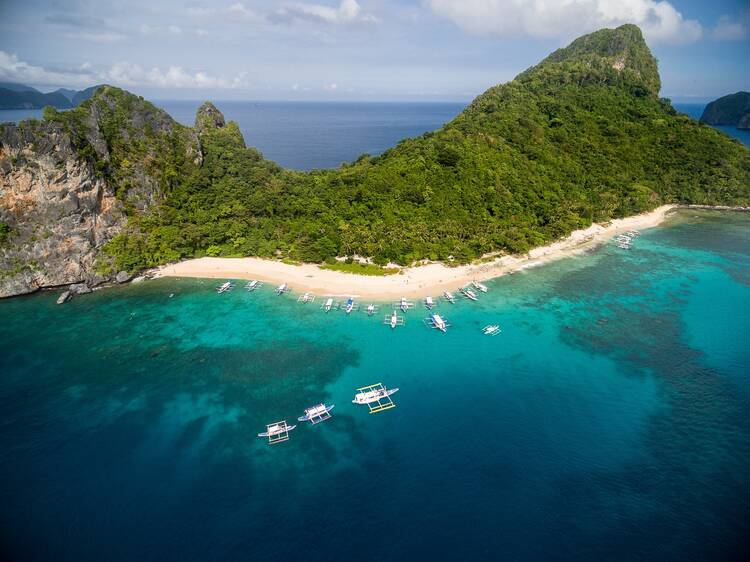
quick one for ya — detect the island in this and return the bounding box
[1,24,749,299]
[0,83,101,110]
[700,91,750,129]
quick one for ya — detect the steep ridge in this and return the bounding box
[1,24,749,297]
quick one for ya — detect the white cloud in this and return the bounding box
[0,51,92,87]
[186,3,259,22]
[274,0,378,25]
[0,50,248,90]
[324,82,338,90]
[102,62,247,89]
[711,15,748,42]
[425,0,702,44]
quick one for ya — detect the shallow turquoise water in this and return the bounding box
[1,210,750,561]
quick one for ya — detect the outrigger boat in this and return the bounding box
[443,291,456,304]
[353,383,399,413]
[216,281,234,294]
[245,280,262,291]
[395,297,414,313]
[297,292,315,303]
[425,313,449,333]
[258,420,296,444]
[323,297,335,312]
[461,287,478,301]
[483,324,501,336]
[297,403,334,424]
[276,283,291,295]
[472,280,489,293]
[344,297,357,314]
[424,296,435,310]
[384,310,405,328]
[365,303,378,316]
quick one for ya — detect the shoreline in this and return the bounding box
[154,204,680,299]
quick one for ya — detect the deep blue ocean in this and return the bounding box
[1,209,750,561]
[1,101,748,170]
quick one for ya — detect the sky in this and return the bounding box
[0,0,748,102]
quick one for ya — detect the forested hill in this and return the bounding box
[2,24,750,295]
[701,91,750,129]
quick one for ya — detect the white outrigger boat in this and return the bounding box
[395,297,414,313]
[384,310,405,328]
[461,287,478,301]
[344,297,357,314]
[353,383,399,413]
[443,291,456,304]
[322,297,335,312]
[472,280,489,293]
[245,280,262,291]
[297,403,334,424]
[216,281,234,294]
[424,296,435,310]
[483,324,501,336]
[297,292,315,303]
[365,303,378,316]
[258,420,296,444]
[425,313,449,333]
[275,283,291,295]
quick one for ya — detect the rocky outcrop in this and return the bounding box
[0,122,125,297]
[195,102,226,132]
[0,85,204,298]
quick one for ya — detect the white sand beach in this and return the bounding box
[155,204,677,299]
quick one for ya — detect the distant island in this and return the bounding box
[1,24,749,298]
[701,91,750,130]
[0,82,101,110]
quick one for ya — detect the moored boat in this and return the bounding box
[472,280,489,293]
[352,386,399,405]
[216,281,234,294]
[482,324,501,336]
[276,282,289,295]
[461,287,478,301]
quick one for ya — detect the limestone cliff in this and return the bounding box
[0,86,202,297]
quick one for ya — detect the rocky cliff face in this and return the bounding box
[0,122,124,297]
[0,86,202,298]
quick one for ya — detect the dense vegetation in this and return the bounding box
[700,91,750,128]
[40,25,750,273]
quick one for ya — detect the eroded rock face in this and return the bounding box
[0,125,124,297]
[1,86,205,298]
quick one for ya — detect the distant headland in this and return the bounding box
[0,82,102,110]
[700,91,750,130]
